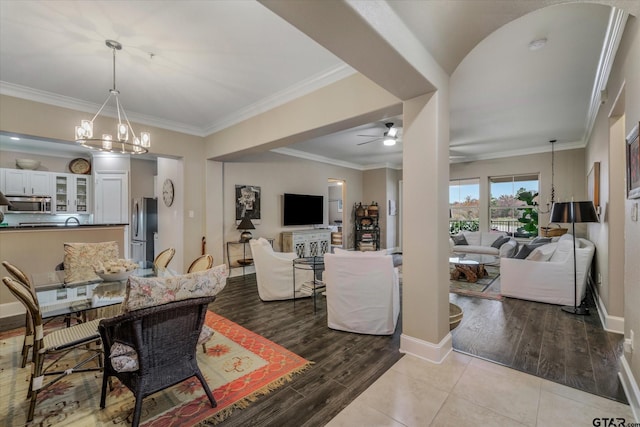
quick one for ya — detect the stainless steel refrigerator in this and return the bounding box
[131,197,158,268]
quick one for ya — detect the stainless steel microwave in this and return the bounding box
[6,195,52,213]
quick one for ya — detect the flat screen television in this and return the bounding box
[283,193,324,226]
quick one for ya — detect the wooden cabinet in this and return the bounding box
[53,173,90,214]
[2,169,50,195]
[282,229,331,258]
[354,202,380,251]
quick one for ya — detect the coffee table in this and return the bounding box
[449,253,498,283]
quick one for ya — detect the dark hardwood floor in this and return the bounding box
[0,273,626,425]
[450,289,628,404]
[209,274,403,426]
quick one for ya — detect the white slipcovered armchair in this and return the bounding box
[324,251,400,335]
[249,238,313,301]
[501,235,595,306]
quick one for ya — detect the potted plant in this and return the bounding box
[515,191,539,237]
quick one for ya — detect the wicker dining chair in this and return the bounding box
[2,277,103,422]
[153,247,175,270]
[2,261,37,367]
[187,254,214,273]
[99,295,217,427]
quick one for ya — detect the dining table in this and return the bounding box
[32,268,174,320]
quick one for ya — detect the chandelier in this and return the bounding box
[74,40,150,154]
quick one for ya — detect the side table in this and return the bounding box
[292,256,325,313]
[226,238,274,276]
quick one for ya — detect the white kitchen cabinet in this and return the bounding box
[2,169,51,195]
[53,173,91,214]
[94,172,128,223]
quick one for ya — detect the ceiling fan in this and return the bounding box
[357,122,401,146]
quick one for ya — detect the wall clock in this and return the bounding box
[162,179,175,207]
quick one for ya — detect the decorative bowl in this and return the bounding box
[16,158,41,170]
[449,303,463,330]
[96,270,133,282]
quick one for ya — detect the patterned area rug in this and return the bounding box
[0,311,311,426]
[449,266,502,300]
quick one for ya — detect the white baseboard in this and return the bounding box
[0,301,25,319]
[595,290,625,334]
[619,355,640,422]
[400,332,452,364]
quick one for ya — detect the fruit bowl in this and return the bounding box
[16,158,41,170]
[94,259,139,282]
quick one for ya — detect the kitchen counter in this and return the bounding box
[0,223,128,230]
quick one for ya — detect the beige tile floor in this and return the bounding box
[326,351,636,427]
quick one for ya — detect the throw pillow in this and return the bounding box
[122,264,228,313]
[531,236,552,245]
[526,243,558,262]
[64,241,119,284]
[451,234,468,245]
[513,242,547,259]
[490,236,510,249]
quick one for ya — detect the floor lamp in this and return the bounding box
[549,201,599,315]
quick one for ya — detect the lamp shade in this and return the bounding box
[550,201,599,223]
[0,192,10,206]
[237,217,255,230]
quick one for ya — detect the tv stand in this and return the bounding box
[281,229,331,258]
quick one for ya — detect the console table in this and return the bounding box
[281,229,331,258]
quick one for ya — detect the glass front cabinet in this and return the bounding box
[54,174,91,214]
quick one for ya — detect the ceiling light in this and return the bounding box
[387,126,398,138]
[10,137,20,141]
[383,137,396,146]
[74,40,150,155]
[528,37,547,51]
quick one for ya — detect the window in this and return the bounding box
[449,178,480,233]
[489,174,539,237]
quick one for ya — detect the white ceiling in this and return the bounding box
[1,1,637,169]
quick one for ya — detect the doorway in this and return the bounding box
[328,178,345,251]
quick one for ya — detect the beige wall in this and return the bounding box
[0,226,125,313]
[450,149,587,233]
[0,95,206,273]
[586,14,640,397]
[130,158,157,201]
[222,151,365,255]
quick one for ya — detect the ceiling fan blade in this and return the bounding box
[357,134,380,137]
[357,137,381,146]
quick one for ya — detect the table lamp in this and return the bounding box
[237,216,255,242]
[549,200,599,315]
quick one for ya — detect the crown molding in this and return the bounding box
[271,146,401,171]
[449,140,585,164]
[0,81,204,137]
[0,63,356,139]
[202,64,356,135]
[583,7,628,143]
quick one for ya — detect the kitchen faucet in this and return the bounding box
[65,217,80,226]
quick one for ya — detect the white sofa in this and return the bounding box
[249,238,314,301]
[449,231,518,260]
[500,234,595,306]
[324,251,400,335]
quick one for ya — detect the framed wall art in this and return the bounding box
[627,122,640,199]
[588,161,600,214]
[235,185,261,222]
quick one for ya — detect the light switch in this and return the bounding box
[188,210,194,218]
[632,203,638,222]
